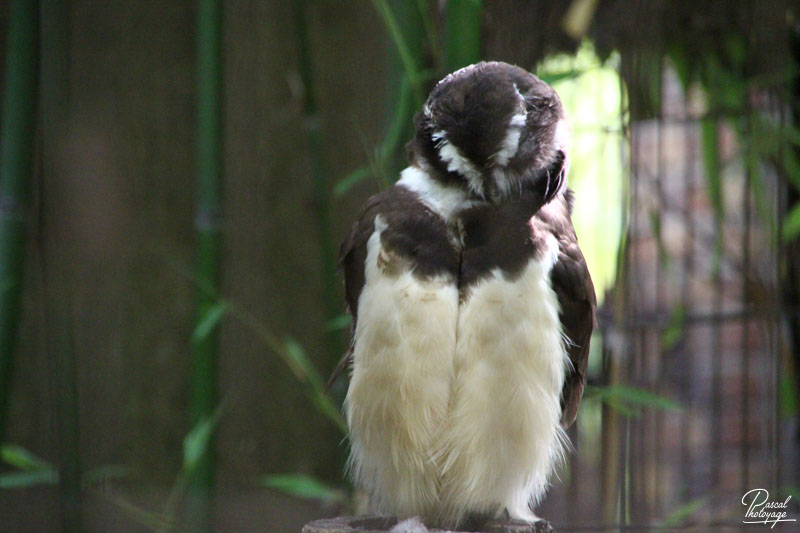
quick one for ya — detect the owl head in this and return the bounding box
[407,61,569,205]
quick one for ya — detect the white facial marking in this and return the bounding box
[491,85,528,167]
[433,130,484,198]
[491,119,524,167]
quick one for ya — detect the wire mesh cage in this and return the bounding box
[542,49,799,531]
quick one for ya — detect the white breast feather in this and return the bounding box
[436,233,568,525]
[346,197,569,527]
[345,215,459,517]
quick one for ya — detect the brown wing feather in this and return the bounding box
[325,184,460,392]
[552,240,596,428]
[537,190,597,428]
[324,193,386,393]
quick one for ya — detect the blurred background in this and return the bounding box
[0,1,798,532]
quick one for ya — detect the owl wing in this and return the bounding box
[324,192,386,392]
[325,184,461,392]
[546,192,597,428]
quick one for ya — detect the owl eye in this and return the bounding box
[525,97,545,111]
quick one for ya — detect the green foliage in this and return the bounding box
[0,470,59,489]
[285,337,347,434]
[781,486,800,500]
[371,0,425,107]
[260,473,347,504]
[333,167,371,197]
[182,408,222,473]
[537,43,626,305]
[325,314,352,332]
[658,495,709,530]
[187,284,347,433]
[0,0,40,448]
[0,443,130,490]
[444,0,482,72]
[191,301,228,343]
[669,37,800,250]
[585,384,683,418]
[779,371,798,417]
[785,204,800,242]
[0,444,57,489]
[1,443,52,470]
[661,304,686,352]
[336,0,486,196]
[159,408,224,533]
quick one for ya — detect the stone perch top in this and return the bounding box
[302,516,554,533]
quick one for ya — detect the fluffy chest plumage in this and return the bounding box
[344,173,568,526]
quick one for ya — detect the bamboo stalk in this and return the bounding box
[384,1,427,177]
[0,0,39,443]
[189,0,222,530]
[294,1,343,373]
[372,0,426,108]
[444,0,483,72]
[37,1,84,531]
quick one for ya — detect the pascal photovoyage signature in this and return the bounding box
[742,488,797,528]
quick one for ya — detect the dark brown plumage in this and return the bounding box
[330,61,596,526]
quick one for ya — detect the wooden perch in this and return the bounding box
[302,516,554,533]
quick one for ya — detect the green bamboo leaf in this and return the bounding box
[1,443,52,471]
[783,124,800,146]
[311,392,348,435]
[260,474,346,504]
[333,167,370,197]
[284,339,347,433]
[0,469,58,489]
[285,337,323,390]
[538,69,584,86]
[667,44,694,89]
[586,384,682,415]
[648,209,668,267]
[661,305,686,352]
[781,486,800,500]
[182,407,222,473]
[102,491,171,532]
[779,372,798,417]
[191,301,228,343]
[658,495,708,529]
[610,385,683,412]
[325,314,352,332]
[603,396,641,418]
[783,148,800,190]
[783,204,800,243]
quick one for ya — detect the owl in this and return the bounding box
[331,61,596,530]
